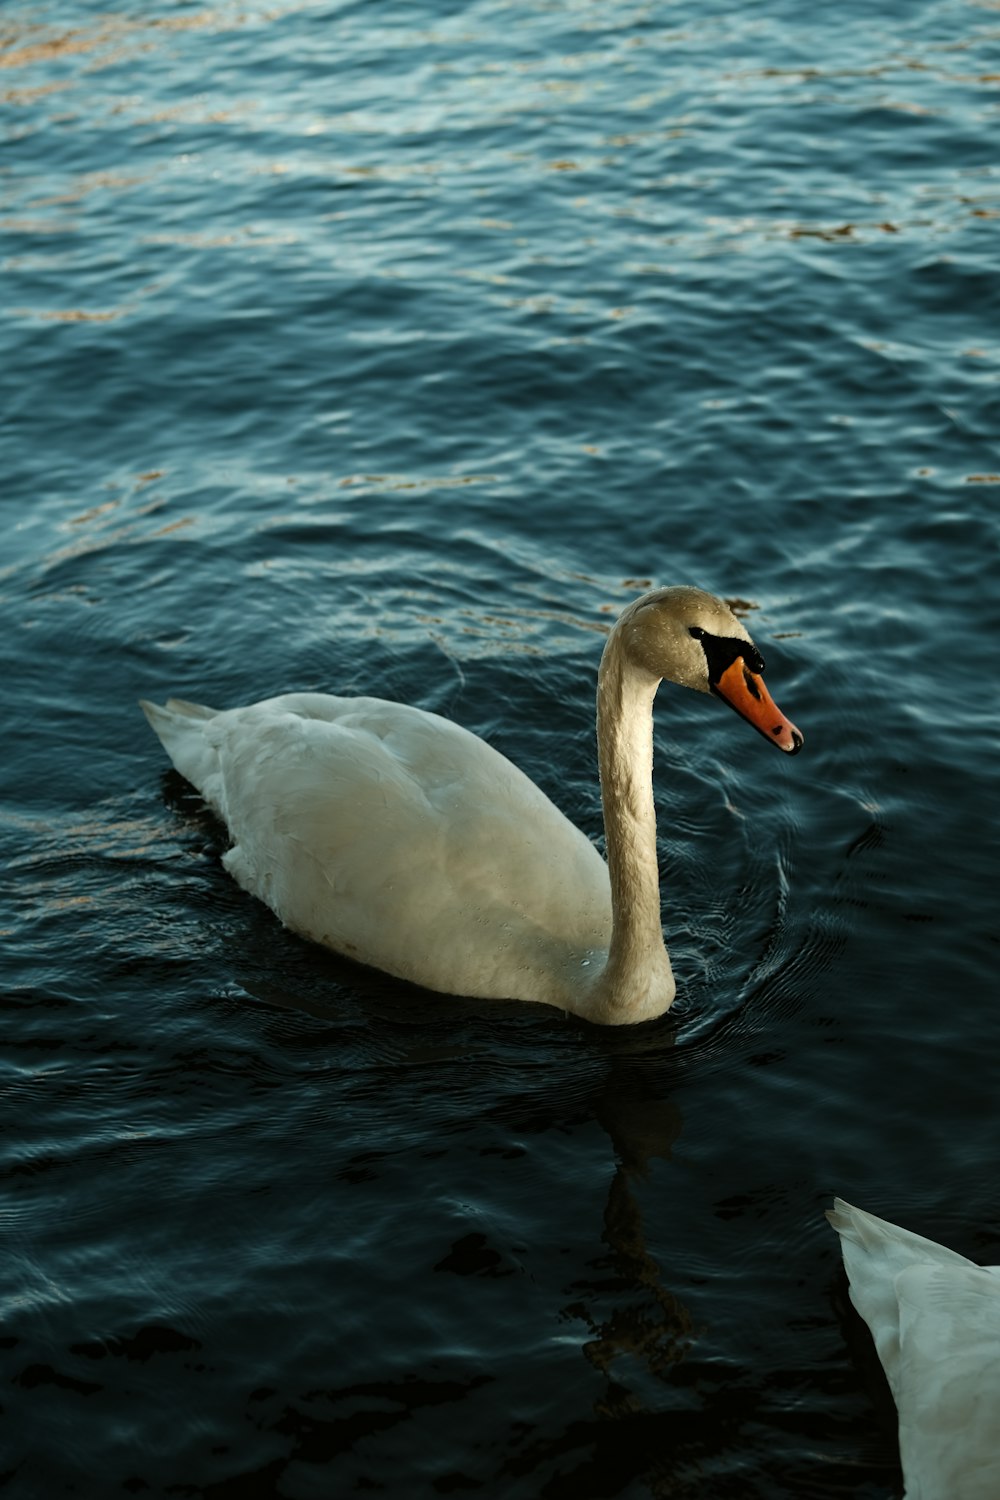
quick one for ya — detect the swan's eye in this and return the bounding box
[696,631,767,684]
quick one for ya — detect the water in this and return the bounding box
[2,0,999,1494]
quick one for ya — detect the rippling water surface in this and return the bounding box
[3,1,999,1495]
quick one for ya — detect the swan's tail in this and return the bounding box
[140,697,224,811]
[827,1198,972,1279]
[827,1198,974,1386]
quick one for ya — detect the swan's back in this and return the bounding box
[827,1198,1000,1500]
[141,693,612,1004]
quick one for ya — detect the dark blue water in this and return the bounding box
[3,1,999,1494]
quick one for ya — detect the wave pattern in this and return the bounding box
[2,0,998,1495]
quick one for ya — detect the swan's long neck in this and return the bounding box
[591,633,676,1023]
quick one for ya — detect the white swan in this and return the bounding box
[141,585,802,1024]
[827,1198,1000,1500]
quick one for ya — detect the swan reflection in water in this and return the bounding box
[572,1071,691,1391]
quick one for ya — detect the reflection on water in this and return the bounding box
[581,1081,690,1383]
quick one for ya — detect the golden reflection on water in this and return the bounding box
[15,306,126,323]
[6,0,997,272]
[0,78,67,105]
[34,172,148,207]
[0,9,216,74]
[27,489,197,578]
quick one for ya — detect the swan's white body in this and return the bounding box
[141,586,801,1024]
[827,1198,1000,1500]
[144,689,618,1009]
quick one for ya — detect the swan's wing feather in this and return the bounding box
[827,1199,975,1280]
[140,698,225,812]
[827,1198,975,1397]
[174,693,611,998]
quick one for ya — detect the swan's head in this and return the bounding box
[616,585,804,754]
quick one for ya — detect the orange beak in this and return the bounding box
[713,657,803,754]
